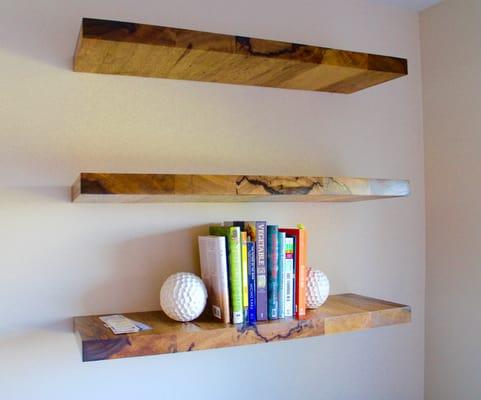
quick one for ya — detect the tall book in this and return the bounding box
[198,236,230,323]
[277,231,286,319]
[284,236,295,318]
[279,226,307,319]
[225,221,267,321]
[209,225,243,324]
[241,231,249,322]
[247,241,257,324]
[267,225,279,320]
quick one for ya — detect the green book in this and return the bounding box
[209,225,243,324]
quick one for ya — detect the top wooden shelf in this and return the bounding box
[73,18,408,94]
[71,173,410,203]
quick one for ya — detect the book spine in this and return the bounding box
[247,241,257,324]
[284,236,294,318]
[297,228,307,319]
[198,236,230,323]
[267,225,279,320]
[256,221,268,321]
[228,227,243,323]
[209,225,243,324]
[277,231,286,319]
[241,231,249,322]
[278,228,306,319]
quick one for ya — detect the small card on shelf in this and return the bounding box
[100,315,141,334]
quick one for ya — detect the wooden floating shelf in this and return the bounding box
[74,294,411,362]
[73,18,408,94]
[71,173,410,203]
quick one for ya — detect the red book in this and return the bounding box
[278,226,307,320]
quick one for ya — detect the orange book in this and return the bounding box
[278,226,307,319]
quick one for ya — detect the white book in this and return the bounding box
[198,236,230,323]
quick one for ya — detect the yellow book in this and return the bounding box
[241,231,249,319]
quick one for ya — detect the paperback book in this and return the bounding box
[198,235,231,323]
[209,225,243,324]
[267,225,279,320]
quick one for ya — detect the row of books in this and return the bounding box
[198,221,307,324]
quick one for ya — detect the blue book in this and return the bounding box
[267,225,279,320]
[247,241,257,324]
[277,231,286,319]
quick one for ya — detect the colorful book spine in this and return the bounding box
[226,221,268,321]
[241,231,249,322]
[198,236,230,323]
[279,226,307,319]
[277,231,286,319]
[284,236,295,318]
[247,241,257,324]
[267,225,279,320]
[253,221,268,321]
[209,225,243,324]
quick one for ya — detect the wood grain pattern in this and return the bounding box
[73,18,408,94]
[74,294,411,361]
[71,173,410,203]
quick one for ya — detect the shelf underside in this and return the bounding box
[71,173,410,203]
[74,293,411,362]
[73,18,408,94]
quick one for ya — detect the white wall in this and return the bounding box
[421,1,481,399]
[0,1,425,399]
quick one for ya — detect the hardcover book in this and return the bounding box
[277,231,286,319]
[198,236,230,323]
[225,221,268,321]
[284,236,295,318]
[209,225,243,324]
[267,225,279,320]
[279,226,307,319]
[247,241,257,324]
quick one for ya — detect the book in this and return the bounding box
[209,225,243,324]
[247,241,257,324]
[284,236,295,318]
[277,231,286,319]
[198,236,231,323]
[267,225,279,320]
[279,226,307,319]
[225,221,268,321]
[241,231,249,322]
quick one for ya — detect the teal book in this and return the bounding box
[267,225,279,320]
[277,231,286,319]
[209,225,243,324]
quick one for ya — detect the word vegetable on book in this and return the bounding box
[198,221,316,326]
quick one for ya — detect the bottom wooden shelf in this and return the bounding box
[74,293,411,362]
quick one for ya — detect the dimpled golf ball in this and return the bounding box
[306,268,330,309]
[160,272,207,322]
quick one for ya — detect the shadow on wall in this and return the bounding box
[80,224,209,315]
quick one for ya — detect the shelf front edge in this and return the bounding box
[74,294,411,362]
[71,173,410,203]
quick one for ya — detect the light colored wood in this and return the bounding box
[74,293,411,361]
[71,173,410,203]
[73,18,408,94]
